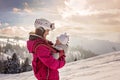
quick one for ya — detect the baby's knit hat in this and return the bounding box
[57,33,69,45]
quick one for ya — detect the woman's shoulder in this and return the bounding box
[36,43,49,50]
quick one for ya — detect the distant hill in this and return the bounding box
[70,37,120,54]
[1,26,120,55]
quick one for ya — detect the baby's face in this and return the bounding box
[55,39,62,45]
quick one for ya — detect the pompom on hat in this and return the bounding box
[57,33,69,45]
[34,18,55,30]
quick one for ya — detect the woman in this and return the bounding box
[27,18,66,80]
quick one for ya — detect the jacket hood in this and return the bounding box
[27,40,35,53]
[27,35,44,53]
[27,35,54,53]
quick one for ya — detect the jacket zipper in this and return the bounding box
[46,67,49,80]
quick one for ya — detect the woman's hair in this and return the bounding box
[29,27,45,40]
[35,27,45,37]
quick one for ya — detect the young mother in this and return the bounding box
[27,18,66,80]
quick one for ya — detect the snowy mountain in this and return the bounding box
[70,37,120,54]
[0,51,120,80]
[1,26,120,55]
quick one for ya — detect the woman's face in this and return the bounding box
[43,29,50,39]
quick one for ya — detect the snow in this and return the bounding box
[0,51,120,80]
[0,53,11,60]
[0,38,26,46]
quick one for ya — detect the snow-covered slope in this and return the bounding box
[0,51,120,80]
[60,51,120,80]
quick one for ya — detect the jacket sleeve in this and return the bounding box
[36,45,66,70]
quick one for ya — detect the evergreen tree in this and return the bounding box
[0,45,2,53]
[0,60,5,73]
[12,53,19,61]
[3,53,21,74]
[24,58,29,66]
[21,58,32,72]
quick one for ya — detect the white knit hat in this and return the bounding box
[57,33,69,45]
[34,18,55,30]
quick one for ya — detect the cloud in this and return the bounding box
[13,8,21,13]
[57,0,120,33]
[13,2,33,14]
[4,23,9,26]
[23,2,33,13]
[86,0,120,10]
[65,10,120,25]
[0,26,34,38]
[1,0,66,27]
[29,0,66,16]
[0,22,10,28]
[61,0,120,18]
[1,0,120,34]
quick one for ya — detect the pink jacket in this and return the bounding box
[27,37,66,80]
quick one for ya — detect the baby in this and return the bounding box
[53,33,69,59]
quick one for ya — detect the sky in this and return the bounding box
[0,0,120,42]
